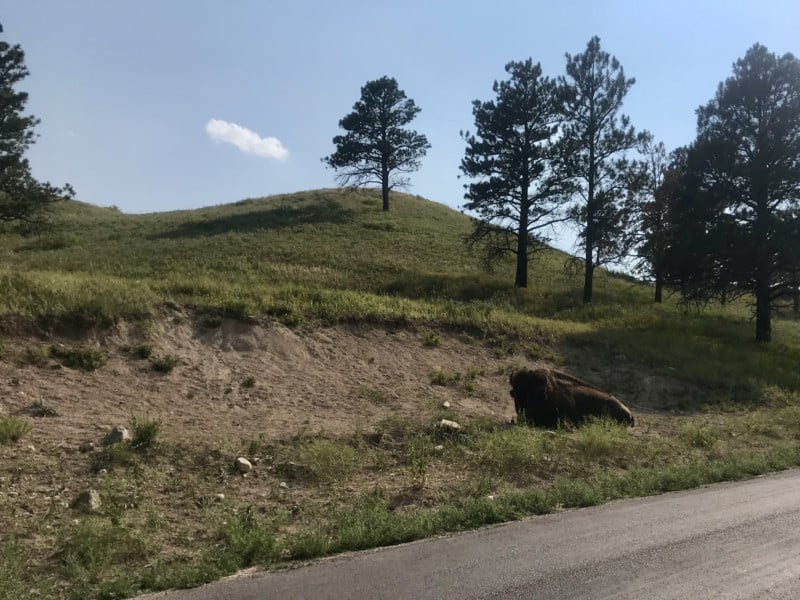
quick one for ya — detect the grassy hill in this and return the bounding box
[3,187,800,392]
[1,188,645,323]
[4,189,800,599]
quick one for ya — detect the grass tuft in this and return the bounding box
[130,416,162,451]
[151,355,179,373]
[49,345,106,371]
[28,399,59,417]
[0,417,32,445]
[299,439,360,483]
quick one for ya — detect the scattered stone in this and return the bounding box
[251,457,261,464]
[79,441,95,453]
[235,457,253,474]
[438,419,461,431]
[97,469,108,476]
[215,493,226,502]
[103,426,131,446]
[26,445,36,453]
[442,401,451,409]
[279,482,288,489]
[487,494,496,500]
[434,445,445,452]
[71,489,102,513]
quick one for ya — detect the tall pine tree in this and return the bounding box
[0,41,73,227]
[323,76,429,211]
[460,59,573,287]
[560,36,645,303]
[669,44,800,342]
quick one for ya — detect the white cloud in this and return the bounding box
[205,118,288,160]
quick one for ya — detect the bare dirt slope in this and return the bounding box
[2,319,521,449]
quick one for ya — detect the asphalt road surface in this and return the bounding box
[142,470,800,599]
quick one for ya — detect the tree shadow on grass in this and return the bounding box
[153,198,354,239]
[380,273,514,303]
[560,315,800,411]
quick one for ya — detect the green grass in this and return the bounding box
[6,188,800,597]
[0,417,32,444]
[150,355,179,373]
[130,416,161,451]
[49,345,106,371]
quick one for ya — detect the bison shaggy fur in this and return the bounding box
[509,368,634,427]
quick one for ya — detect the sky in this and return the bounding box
[4,0,800,222]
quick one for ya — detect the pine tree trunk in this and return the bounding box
[583,244,594,303]
[654,271,663,303]
[583,143,596,303]
[515,194,529,288]
[381,162,390,211]
[381,181,389,211]
[756,266,772,342]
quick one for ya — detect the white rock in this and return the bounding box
[438,419,461,431]
[235,457,253,473]
[434,445,445,452]
[279,482,289,489]
[215,493,225,502]
[103,426,131,446]
[442,401,451,409]
[72,489,102,513]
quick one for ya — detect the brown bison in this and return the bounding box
[509,368,634,427]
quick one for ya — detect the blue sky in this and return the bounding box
[4,0,800,217]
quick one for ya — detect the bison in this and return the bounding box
[509,368,634,427]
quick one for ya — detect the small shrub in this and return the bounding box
[279,312,303,328]
[487,335,518,357]
[49,345,106,371]
[299,439,359,483]
[23,346,49,367]
[421,330,442,347]
[29,400,59,417]
[241,376,256,389]
[130,416,161,451]
[130,344,153,359]
[430,366,460,386]
[151,355,179,373]
[0,417,32,445]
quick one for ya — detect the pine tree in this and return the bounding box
[323,76,429,211]
[560,36,645,303]
[672,44,800,342]
[460,59,573,287]
[0,41,73,226]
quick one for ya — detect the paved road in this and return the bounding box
[142,470,800,599]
